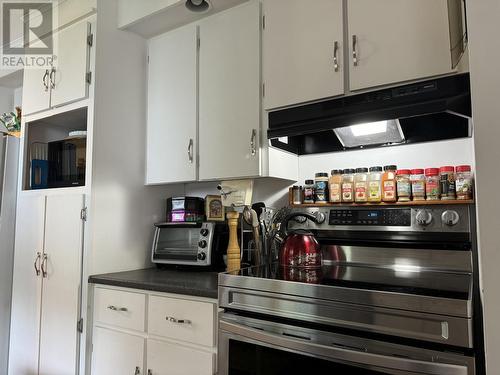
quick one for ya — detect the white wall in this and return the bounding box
[298,138,475,183]
[465,1,500,373]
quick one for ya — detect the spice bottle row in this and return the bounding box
[292,165,474,205]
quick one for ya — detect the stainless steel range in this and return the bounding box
[218,204,484,375]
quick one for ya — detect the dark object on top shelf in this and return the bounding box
[268,73,471,155]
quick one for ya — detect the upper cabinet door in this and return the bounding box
[38,194,85,375]
[348,0,453,91]
[8,195,45,375]
[199,1,261,180]
[146,24,198,184]
[51,20,91,107]
[22,68,51,116]
[263,0,344,110]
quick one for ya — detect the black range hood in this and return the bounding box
[268,73,472,155]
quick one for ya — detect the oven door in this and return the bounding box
[218,313,474,375]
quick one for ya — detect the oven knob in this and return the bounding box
[315,212,326,224]
[198,240,207,248]
[441,210,460,226]
[415,209,433,226]
[200,228,209,237]
[197,252,206,260]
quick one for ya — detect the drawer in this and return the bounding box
[148,295,215,347]
[94,287,146,332]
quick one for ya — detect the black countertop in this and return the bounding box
[88,268,220,299]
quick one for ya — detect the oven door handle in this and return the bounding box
[219,319,469,375]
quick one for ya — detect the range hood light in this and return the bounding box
[333,119,405,148]
[350,121,388,137]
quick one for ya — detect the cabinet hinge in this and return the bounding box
[77,318,83,333]
[86,72,92,84]
[262,15,265,30]
[87,33,93,47]
[147,55,150,64]
[262,82,265,97]
[197,36,200,50]
[80,207,88,221]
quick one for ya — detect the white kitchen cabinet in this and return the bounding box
[51,20,92,107]
[92,327,145,375]
[38,195,86,375]
[263,0,344,110]
[91,286,218,375]
[347,0,453,91]
[147,339,214,375]
[22,18,93,116]
[9,194,85,375]
[198,1,261,180]
[146,24,198,184]
[8,195,45,375]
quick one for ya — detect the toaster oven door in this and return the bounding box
[152,224,207,265]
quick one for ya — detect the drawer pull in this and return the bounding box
[166,316,191,325]
[134,366,141,375]
[107,305,128,312]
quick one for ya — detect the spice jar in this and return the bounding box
[354,168,368,203]
[368,166,383,203]
[382,165,397,202]
[439,166,456,200]
[425,168,440,200]
[291,186,302,205]
[303,180,315,203]
[410,169,426,201]
[456,165,473,200]
[396,169,411,202]
[315,173,329,204]
[342,169,355,203]
[329,169,343,203]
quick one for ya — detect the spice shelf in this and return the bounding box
[289,199,474,208]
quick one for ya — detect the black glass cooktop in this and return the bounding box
[230,263,471,300]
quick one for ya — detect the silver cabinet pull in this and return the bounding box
[166,316,191,325]
[34,252,41,276]
[107,305,128,312]
[187,138,194,164]
[41,253,48,278]
[49,67,56,89]
[333,41,339,72]
[147,370,152,375]
[134,366,140,375]
[42,70,49,91]
[250,129,257,156]
[352,35,358,66]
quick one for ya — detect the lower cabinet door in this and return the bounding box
[92,327,145,375]
[147,338,214,375]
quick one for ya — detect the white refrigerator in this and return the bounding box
[0,134,19,373]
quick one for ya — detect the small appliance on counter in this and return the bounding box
[166,196,205,222]
[151,221,228,268]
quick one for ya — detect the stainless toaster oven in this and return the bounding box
[151,222,227,267]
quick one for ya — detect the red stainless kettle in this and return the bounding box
[279,212,322,269]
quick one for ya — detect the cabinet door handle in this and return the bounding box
[148,370,152,375]
[187,138,194,164]
[250,129,257,156]
[166,316,191,325]
[333,41,339,72]
[41,253,48,278]
[134,366,141,375]
[107,305,128,312]
[42,70,49,91]
[34,252,41,276]
[49,67,56,89]
[352,35,358,66]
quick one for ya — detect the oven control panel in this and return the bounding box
[329,208,411,226]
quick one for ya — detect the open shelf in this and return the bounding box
[23,106,88,191]
[289,199,474,208]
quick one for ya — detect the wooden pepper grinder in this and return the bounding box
[226,211,241,272]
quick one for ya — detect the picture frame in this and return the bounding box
[205,195,225,221]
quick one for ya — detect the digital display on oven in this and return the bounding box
[358,211,381,220]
